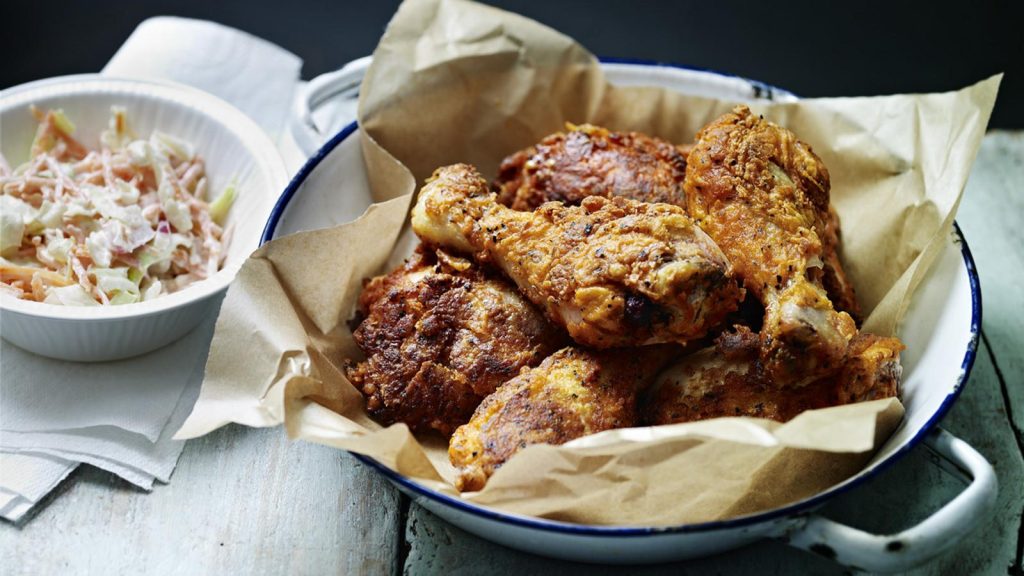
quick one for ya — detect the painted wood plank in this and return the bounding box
[0,425,403,576]
[955,130,1024,576]
[958,132,1024,378]
[400,339,1023,575]
[827,336,1024,576]
[956,130,1024,484]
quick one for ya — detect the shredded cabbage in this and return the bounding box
[209,181,236,226]
[0,195,34,255]
[44,285,99,306]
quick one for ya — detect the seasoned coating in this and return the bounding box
[685,106,857,385]
[450,345,677,492]
[643,327,903,425]
[412,164,744,349]
[494,124,689,210]
[347,248,564,436]
[496,122,859,319]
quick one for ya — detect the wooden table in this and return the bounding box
[2,132,1022,575]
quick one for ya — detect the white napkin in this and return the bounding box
[0,453,76,520]
[104,16,302,139]
[1,323,211,487]
[0,319,213,521]
[2,326,212,440]
[0,16,303,522]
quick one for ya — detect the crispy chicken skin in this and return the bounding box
[496,122,859,319]
[347,247,565,436]
[494,124,689,211]
[412,164,744,349]
[643,327,903,425]
[685,106,857,385]
[450,345,678,492]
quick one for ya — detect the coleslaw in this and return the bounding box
[0,106,235,305]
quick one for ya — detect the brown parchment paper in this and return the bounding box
[176,0,1000,526]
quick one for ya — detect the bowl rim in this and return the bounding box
[0,73,289,321]
[261,58,982,536]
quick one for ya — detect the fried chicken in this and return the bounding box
[347,247,565,436]
[685,106,857,385]
[494,124,689,211]
[496,121,861,325]
[450,345,678,491]
[411,164,744,349]
[643,327,903,425]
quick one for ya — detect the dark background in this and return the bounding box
[2,0,1021,128]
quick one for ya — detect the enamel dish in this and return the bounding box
[269,58,996,572]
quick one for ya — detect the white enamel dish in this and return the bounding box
[0,75,288,361]
[268,59,996,572]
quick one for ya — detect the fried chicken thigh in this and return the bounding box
[643,327,902,425]
[450,345,678,491]
[347,247,564,436]
[685,106,857,385]
[494,124,689,210]
[412,164,744,349]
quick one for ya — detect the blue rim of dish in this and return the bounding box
[261,120,361,243]
[260,60,982,536]
[598,56,797,102]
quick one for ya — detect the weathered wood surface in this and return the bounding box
[956,131,1024,475]
[2,132,1021,575]
[1,426,403,576]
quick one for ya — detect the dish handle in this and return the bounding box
[291,56,372,157]
[784,427,997,572]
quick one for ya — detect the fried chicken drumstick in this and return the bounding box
[494,123,689,211]
[643,327,903,425]
[450,345,678,491]
[347,247,565,435]
[412,164,744,348]
[685,106,857,385]
[495,122,859,320]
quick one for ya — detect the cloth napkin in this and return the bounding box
[0,16,302,522]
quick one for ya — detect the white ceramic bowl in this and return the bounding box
[275,59,996,572]
[0,75,288,361]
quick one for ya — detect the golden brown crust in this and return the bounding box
[412,164,744,349]
[356,110,890,491]
[494,124,688,210]
[685,106,856,385]
[685,106,831,289]
[347,247,565,436]
[642,332,903,425]
[835,333,904,404]
[450,345,677,491]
